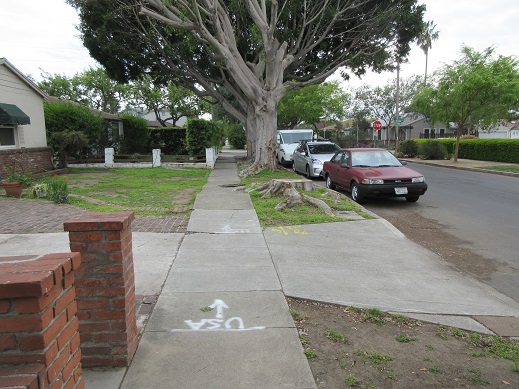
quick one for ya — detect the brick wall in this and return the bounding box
[0,147,54,177]
[64,212,138,367]
[0,253,83,389]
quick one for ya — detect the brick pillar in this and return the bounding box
[63,212,138,367]
[0,253,83,389]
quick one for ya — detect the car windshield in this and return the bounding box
[351,150,402,168]
[282,132,313,144]
[308,144,340,154]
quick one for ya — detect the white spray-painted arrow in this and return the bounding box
[209,299,229,319]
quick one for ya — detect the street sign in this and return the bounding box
[373,121,382,131]
[396,118,404,124]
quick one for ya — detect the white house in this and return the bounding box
[478,121,519,139]
[0,58,54,176]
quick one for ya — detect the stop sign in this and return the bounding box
[373,121,382,131]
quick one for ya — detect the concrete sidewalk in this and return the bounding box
[1,149,519,388]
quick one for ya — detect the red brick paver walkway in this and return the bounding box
[0,197,188,233]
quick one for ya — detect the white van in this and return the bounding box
[276,129,313,165]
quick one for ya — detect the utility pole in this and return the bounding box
[395,61,400,151]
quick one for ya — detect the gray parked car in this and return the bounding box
[292,141,340,178]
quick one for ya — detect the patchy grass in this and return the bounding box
[289,298,519,388]
[45,167,210,215]
[240,164,369,227]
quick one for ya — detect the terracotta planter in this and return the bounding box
[1,181,24,198]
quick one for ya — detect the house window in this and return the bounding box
[424,128,430,138]
[0,126,16,148]
[440,128,445,137]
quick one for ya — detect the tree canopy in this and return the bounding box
[351,75,423,138]
[68,0,426,170]
[412,45,519,161]
[277,82,348,130]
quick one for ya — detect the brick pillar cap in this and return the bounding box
[0,252,81,298]
[64,212,135,232]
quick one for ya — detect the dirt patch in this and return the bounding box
[288,297,519,388]
[369,209,500,282]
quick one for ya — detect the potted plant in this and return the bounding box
[1,161,32,198]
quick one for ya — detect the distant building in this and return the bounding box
[0,58,54,176]
[478,121,519,139]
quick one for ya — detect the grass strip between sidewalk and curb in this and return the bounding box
[239,163,371,227]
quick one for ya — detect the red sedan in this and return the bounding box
[322,148,428,203]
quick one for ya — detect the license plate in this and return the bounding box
[395,187,408,195]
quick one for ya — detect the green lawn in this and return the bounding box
[479,165,519,173]
[53,167,210,216]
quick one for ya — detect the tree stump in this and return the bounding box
[249,179,335,216]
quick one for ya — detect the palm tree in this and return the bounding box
[417,21,439,85]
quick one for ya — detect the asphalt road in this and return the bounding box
[316,164,519,303]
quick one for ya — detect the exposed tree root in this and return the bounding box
[238,163,266,178]
[249,179,335,216]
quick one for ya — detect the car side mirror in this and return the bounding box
[399,160,407,165]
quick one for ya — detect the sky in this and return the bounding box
[1,0,518,89]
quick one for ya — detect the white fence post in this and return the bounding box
[105,148,114,167]
[152,149,162,167]
[205,147,217,169]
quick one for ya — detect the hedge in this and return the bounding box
[414,138,519,163]
[186,119,224,155]
[147,127,188,155]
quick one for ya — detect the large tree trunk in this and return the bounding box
[245,93,279,171]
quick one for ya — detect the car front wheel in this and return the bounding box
[405,195,420,202]
[351,182,364,203]
[305,165,312,179]
[325,174,336,190]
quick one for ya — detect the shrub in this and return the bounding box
[46,175,69,204]
[44,101,105,157]
[147,127,188,155]
[397,140,419,157]
[119,114,149,154]
[458,138,519,163]
[418,140,449,160]
[186,119,223,155]
[226,124,246,149]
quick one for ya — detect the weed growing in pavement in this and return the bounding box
[304,349,317,359]
[289,308,305,320]
[385,367,396,379]
[348,306,362,314]
[396,333,417,343]
[428,366,442,374]
[355,350,393,366]
[343,374,360,387]
[200,306,212,313]
[391,314,411,325]
[426,344,434,350]
[450,327,466,338]
[466,369,490,385]
[512,360,519,373]
[299,336,308,345]
[466,332,519,361]
[436,325,449,340]
[363,308,385,324]
[325,329,349,344]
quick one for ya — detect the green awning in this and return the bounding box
[0,103,31,125]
